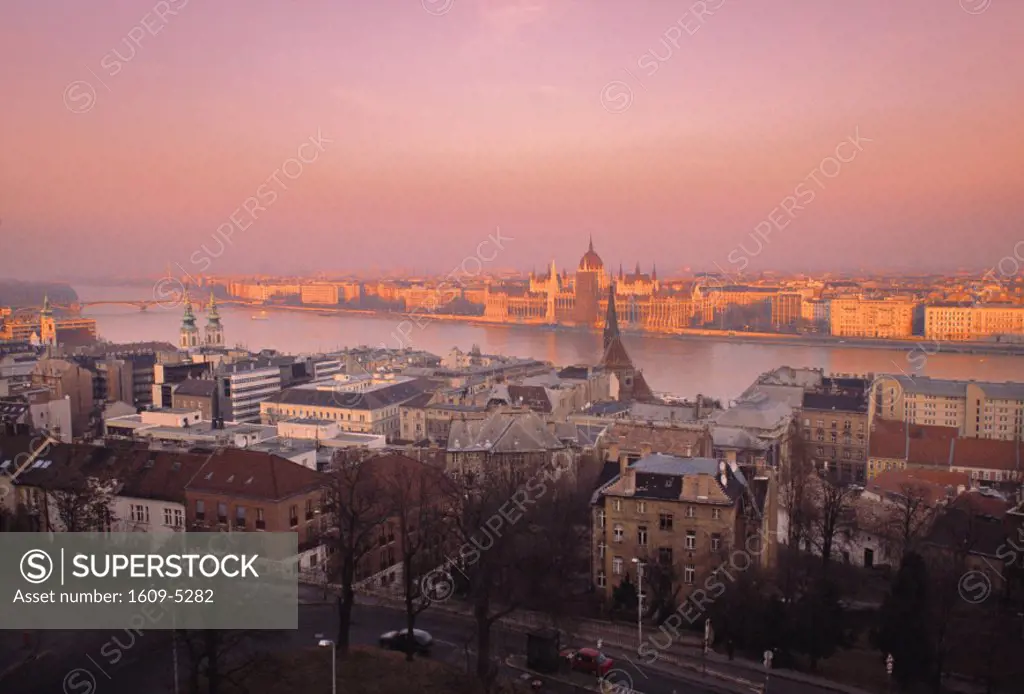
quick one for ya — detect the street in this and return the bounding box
[0,586,835,694]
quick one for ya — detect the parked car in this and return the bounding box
[558,647,614,676]
[378,628,433,655]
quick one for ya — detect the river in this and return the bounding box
[74,285,1024,402]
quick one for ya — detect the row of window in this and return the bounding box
[128,504,184,528]
[600,527,722,551]
[602,502,722,521]
[597,560,699,587]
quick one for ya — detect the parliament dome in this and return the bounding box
[578,238,604,272]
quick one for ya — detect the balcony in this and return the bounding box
[235,519,247,529]
[217,516,228,525]
[256,520,266,530]
[195,512,205,522]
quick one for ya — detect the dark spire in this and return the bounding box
[603,281,620,351]
[588,234,594,253]
[652,263,657,281]
[619,263,624,280]
[635,261,641,276]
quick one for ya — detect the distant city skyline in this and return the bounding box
[2,0,1022,279]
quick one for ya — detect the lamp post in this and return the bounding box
[886,654,894,694]
[763,650,773,694]
[631,558,645,649]
[315,634,336,694]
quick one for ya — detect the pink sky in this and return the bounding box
[1,0,1022,279]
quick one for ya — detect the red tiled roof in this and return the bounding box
[866,469,969,507]
[951,437,1024,473]
[186,448,323,501]
[868,419,958,466]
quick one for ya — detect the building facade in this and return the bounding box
[924,304,1024,342]
[830,297,916,339]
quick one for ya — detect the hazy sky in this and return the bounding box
[2,0,1022,280]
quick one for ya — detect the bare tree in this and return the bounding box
[879,482,939,565]
[318,450,394,657]
[780,432,815,551]
[444,459,573,685]
[379,454,450,661]
[809,473,860,571]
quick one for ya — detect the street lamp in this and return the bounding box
[886,654,894,694]
[631,558,645,649]
[315,634,336,694]
[763,649,773,694]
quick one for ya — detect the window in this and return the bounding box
[289,505,299,527]
[684,565,696,584]
[163,507,173,526]
[710,534,721,552]
[256,508,266,530]
[711,508,721,520]
[305,499,315,520]
[613,524,624,543]
[598,510,606,529]
[685,531,696,550]
[130,504,150,523]
[598,542,606,559]
[637,526,648,546]
[659,513,673,531]
[597,571,606,588]
[613,499,622,512]
[235,506,246,528]
[636,501,646,514]
[217,502,227,524]
[195,500,205,521]
[658,547,672,565]
[686,506,695,518]
[612,557,623,575]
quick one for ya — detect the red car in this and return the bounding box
[559,647,614,676]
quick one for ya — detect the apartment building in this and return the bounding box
[260,376,434,440]
[300,283,340,306]
[924,304,1024,342]
[798,388,870,484]
[591,454,771,605]
[184,447,325,570]
[872,375,1024,441]
[0,437,208,533]
[217,360,283,423]
[830,296,916,339]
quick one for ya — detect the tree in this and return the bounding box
[872,482,939,565]
[379,454,450,661]
[612,572,637,612]
[319,450,395,657]
[809,473,860,571]
[873,551,933,689]
[443,458,573,685]
[792,576,847,671]
[48,477,117,532]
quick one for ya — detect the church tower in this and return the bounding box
[204,294,224,347]
[179,293,200,351]
[39,295,57,348]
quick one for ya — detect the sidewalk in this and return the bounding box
[503,654,750,694]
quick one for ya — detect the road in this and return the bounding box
[0,587,834,694]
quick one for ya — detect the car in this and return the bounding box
[558,647,614,676]
[378,628,433,655]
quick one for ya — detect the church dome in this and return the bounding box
[578,238,604,272]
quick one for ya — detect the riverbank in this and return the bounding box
[232,302,1024,357]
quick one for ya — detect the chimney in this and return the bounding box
[640,442,653,458]
[620,454,636,495]
[608,441,620,463]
